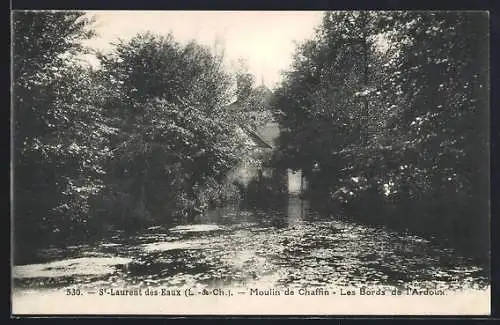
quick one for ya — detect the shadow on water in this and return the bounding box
[12,196,490,291]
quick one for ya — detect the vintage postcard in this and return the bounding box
[11,10,490,315]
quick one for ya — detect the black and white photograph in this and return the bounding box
[11,10,490,315]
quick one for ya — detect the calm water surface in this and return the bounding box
[13,198,489,293]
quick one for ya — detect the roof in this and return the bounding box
[239,124,273,149]
[227,92,279,150]
[256,122,280,146]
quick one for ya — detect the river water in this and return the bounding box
[12,198,489,301]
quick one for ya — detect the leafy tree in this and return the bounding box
[93,33,247,226]
[234,58,255,102]
[273,11,393,189]
[13,11,108,261]
[381,12,489,253]
[271,11,489,259]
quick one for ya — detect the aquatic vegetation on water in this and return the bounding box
[12,204,490,293]
[13,257,132,279]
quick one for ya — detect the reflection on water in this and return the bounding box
[201,197,308,227]
[13,198,490,293]
[287,197,309,226]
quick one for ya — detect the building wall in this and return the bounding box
[287,169,308,195]
[228,121,308,196]
[225,161,260,189]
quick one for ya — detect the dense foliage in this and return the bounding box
[13,11,489,265]
[13,11,110,261]
[272,11,489,260]
[92,33,249,227]
[13,12,251,262]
